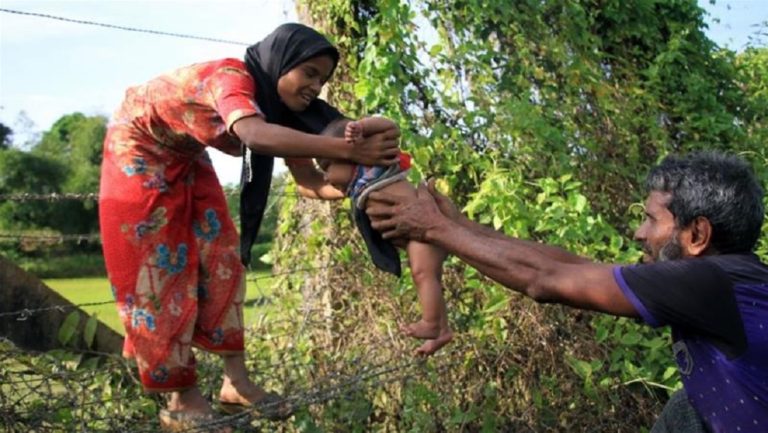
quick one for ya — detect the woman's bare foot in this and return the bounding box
[167,386,214,414]
[219,377,293,421]
[415,328,453,356]
[219,354,269,405]
[400,319,441,340]
[219,377,269,406]
[163,387,232,433]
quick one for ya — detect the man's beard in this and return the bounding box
[658,234,684,262]
[642,232,684,263]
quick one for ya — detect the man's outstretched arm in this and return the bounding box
[366,182,638,317]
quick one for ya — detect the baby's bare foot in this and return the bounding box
[345,121,363,145]
[400,319,441,340]
[415,329,453,356]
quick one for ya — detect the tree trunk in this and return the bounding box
[0,255,123,354]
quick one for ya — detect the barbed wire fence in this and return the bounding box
[1,312,461,432]
[0,150,449,431]
[0,186,453,429]
[1,212,459,433]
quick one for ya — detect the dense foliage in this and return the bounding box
[264,0,768,431]
[1,1,766,431]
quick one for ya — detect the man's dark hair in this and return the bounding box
[646,151,765,253]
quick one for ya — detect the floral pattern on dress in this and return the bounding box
[135,207,168,239]
[194,209,221,242]
[122,157,147,176]
[143,172,169,192]
[150,365,169,383]
[156,243,188,274]
[131,308,157,332]
[211,328,224,345]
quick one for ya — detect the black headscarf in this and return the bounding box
[240,23,343,265]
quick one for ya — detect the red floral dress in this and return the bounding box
[99,59,263,391]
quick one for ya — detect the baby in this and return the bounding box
[317,117,453,356]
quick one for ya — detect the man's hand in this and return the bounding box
[366,183,447,242]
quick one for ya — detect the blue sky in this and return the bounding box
[1,0,766,186]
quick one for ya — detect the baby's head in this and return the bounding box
[317,119,356,192]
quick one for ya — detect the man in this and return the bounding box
[366,151,768,433]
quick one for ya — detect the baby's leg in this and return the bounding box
[403,241,453,355]
[367,180,453,355]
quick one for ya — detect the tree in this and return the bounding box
[32,113,107,234]
[0,148,67,231]
[0,122,12,149]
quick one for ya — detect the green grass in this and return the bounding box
[44,271,278,335]
[42,277,119,332]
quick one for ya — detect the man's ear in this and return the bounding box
[683,216,713,256]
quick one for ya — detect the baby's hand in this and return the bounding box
[345,120,363,145]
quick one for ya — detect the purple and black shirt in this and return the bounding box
[614,253,768,433]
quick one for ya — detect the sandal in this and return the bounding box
[158,408,232,433]
[219,391,294,421]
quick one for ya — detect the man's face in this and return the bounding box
[634,191,684,263]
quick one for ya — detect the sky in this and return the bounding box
[1,0,766,186]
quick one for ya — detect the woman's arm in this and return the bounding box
[288,162,345,200]
[232,115,400,166]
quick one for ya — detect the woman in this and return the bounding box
[98,23,399,431]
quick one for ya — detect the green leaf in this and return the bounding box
[620,331,642,345]
[492,214,503,229]
[573,194,587,213]
[569,358,593,379]
[58,311,81,346]
[483,294,509,314]
[259,252,274,265]
[83,315,98,349]
[662,366,678,380]
[428,43,443,56]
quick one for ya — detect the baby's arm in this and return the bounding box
[345,117,399,146]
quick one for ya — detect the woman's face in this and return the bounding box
[277,55,335,112]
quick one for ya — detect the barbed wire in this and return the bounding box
[0,300,115,320]
[0,189,301,203]
[0,192,101,202]
[0,263,347,320]
[0,233,101,244]
[0,341,459,432]
[0,178,304,244]
[0,327,466,432]
[0,8,250,46]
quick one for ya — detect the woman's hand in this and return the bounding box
[347,120,400,166]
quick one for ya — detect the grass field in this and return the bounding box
[44,271,278,335]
